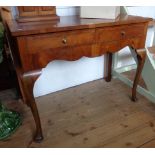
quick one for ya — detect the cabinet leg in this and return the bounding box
[105,53,113,82]
[132,49,146,101]
[21,70,43,142]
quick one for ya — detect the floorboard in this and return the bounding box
[0,79,155,148]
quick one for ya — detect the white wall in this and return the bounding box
[127,6,155,19]
[33,6,104,97]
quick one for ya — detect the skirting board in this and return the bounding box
[113,68,155,103]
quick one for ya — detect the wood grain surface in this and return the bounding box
[0,79,155,147]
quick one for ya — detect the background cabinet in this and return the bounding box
[17,6,59,22]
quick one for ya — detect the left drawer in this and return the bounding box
[25,29,95,54]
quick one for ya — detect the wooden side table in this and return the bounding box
[6,14,152,142]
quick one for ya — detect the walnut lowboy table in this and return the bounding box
[6,14,152,142]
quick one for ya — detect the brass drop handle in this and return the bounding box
[121,31,126,36]
[62,37,67,44]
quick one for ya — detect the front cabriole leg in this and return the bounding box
[21,70,43,142]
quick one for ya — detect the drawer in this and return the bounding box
[120,24,145,39]
[25,29,95,54]
[96,24,145,42]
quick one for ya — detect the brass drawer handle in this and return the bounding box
[121,31,126,36]
[62,38,67,44]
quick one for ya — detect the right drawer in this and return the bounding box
[96,23,145,43]
[120,24,146,39]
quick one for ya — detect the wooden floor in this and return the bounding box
[1,78,155,148]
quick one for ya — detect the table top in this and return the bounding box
[7,14,152,37]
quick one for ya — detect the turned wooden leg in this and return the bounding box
[21,70,43,142]
[105,52,113,82]
[132,49,146,101]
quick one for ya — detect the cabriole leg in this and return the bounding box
[21,70,43,142]
[132,49,146,101]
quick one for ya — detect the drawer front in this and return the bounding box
[120,24,145,39]
[96,24,145,43]
[26,29,95,54]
